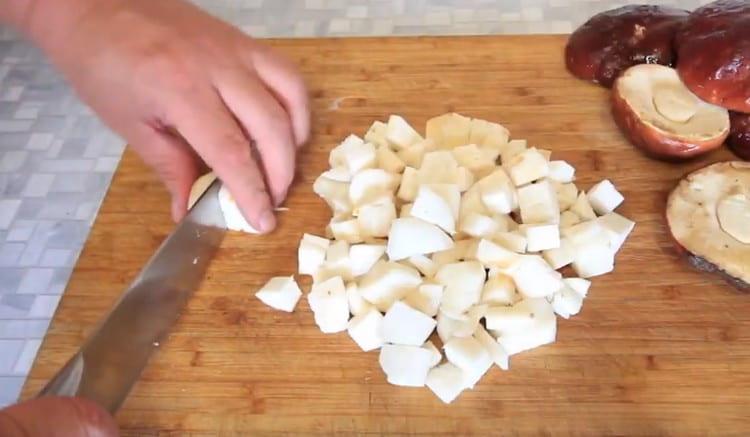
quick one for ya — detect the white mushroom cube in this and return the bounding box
[407,254,437,278]
[419,151,460,185]
[485,299,540,333]
[459,212,500,238]
[493,231,528,253]
[452,166,475,191]
[587,179,624,215]
[443,336,493,388]
[598,212,635,254]
[499,139,527,164]
[473,325,510,370]
[453,144,495,176]
[476,239,521,270]
[426,363,468,404]
[397,167,419,202]
[404,283,444,317]
[320,240,352,281]
[480,273,519,305]
[426,184,461,219]
[376,145,406,174]
[329,135,376,174]
[349,244,387,277]
[364,120,388,148]
[426,113,471,149]
[411,185,457,234]
[562,220,607,246]
[435,261,486,314]
[399,203,414,218]
[459,184,489,218]
[349,169,398,206]
[571,240,615,278]
[329,218,362,244]
[520,223,560,252]
[386,115,423,150]
[382,301,437,346]
[422,340,443,367]
[497,317,557,356]
[508,255,564,298]
[436,305,485,343]
[356,196,396,238]
[507,148,550,186]
[478,168,518,215]
[548,160,576,183]
[560,210,582,228]
[386,217,454,261]
[487,298,557,355]
[555,182,578,211]
[432,240,472,268]
[321,166,351,182]
[398,139,433,168]
[255,276,303,312]
[470,118,510,149]
[542,237,575,269]
[308,276,350,334]
[379,344,435,387]
[218,185,259,234]
[358,260,422,312]
[346,282,373,316]
[347,308,384,351]
[313,175,351,215]
[570,192,597,221]
[563,277,591,298]
[298,233,331,276]
[517,180,560,224]
[551,285,584,319]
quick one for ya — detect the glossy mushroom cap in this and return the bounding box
[676,0,750,113]
[565,5,688,88]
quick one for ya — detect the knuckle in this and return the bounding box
[259,109,293,143]
[133,43,196,94]
[288,74,309,101]
[222,140,253,167]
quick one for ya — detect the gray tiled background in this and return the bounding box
[0,0,711,406]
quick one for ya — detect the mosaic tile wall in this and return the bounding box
[0,0,712,406]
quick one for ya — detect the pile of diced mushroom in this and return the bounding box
[255,113,635,404]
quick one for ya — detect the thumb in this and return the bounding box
[0,396,119,437]
[129,126,204,222]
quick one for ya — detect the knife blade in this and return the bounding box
[37,180,227,413]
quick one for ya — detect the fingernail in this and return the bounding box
[171,199,184,223]
[259,210,276,233]
[275,189,288,207]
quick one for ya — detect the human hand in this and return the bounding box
[0,396,119,436]
[26,0,311,231]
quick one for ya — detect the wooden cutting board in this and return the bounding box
[22,35,750,435]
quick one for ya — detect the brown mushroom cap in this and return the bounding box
[728,112,750,160]
[565,5,689,88]
[666,161,750,290]
[611,64,730,161]
[676,0,750,113]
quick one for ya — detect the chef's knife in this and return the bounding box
[37,180,227,413]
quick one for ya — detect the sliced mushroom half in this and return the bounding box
[666,161,750,289]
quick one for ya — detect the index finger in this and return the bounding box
[170,91,276,233]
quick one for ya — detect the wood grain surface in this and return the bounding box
[21,35,750,436]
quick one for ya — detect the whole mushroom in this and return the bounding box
[728,112,750,160]
[565,5,689,88]
[676,0,750,113]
